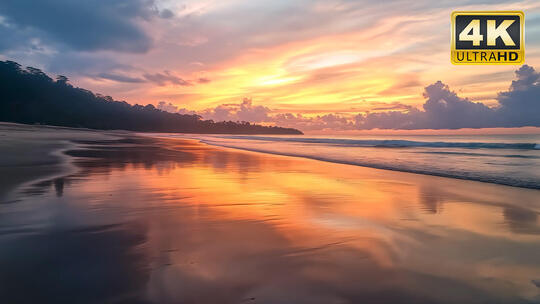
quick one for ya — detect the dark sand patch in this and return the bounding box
[0,123,122,198]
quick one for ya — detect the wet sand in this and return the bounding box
[0,124,539,303]
[0,123,121,198]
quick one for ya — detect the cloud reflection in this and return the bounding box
[3,136,539,303]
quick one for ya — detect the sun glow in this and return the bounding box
[68,0,540,128]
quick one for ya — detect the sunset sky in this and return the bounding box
[1,0,539,131]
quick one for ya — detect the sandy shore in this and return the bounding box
[0,123,539,303]
[0,123,122,199]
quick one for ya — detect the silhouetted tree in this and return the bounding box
[0,60,302,134]
[56,75,69,85]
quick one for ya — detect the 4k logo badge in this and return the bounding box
[451,11,524,64]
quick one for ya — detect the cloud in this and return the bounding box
[88,69,196,86]
[354,81,497,130]
[271,113,355,131]
[379,78,422,95]
[40,52,134,77]
[496,65,540,127]
[156,98,270,123]
[197,77,211,84]
[0,0,155,53]
[157,99,356,131]
[370,102,415,111]
[159,8,174,19]
[200,98,271,123]
[157,101,179,113]
[157,101,198,116]
[2,0,539,113]
[0,22,28,52]
[161,65,539,131]
[96,72,145,83]
[236,98,271,122]
[354,65,540,130]
[177,108,198,115]
[143,71,191,86]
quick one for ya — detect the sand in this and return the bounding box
[0,123,122,199]
[0,123,539,303]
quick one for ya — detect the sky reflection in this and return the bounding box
[1,137,539,303]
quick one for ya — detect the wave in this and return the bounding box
[218,136,540,150]
[412,151,540,159]
[148,133,540,189]
[199,140,540,190]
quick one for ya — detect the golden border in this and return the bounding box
[451,11,524,65]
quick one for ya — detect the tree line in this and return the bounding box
[0,60,302,134]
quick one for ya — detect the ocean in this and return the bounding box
[3,126,539,303]
[151,133,540,189]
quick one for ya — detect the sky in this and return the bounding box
[0,0,539,132]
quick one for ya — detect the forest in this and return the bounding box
[0,60,302,135]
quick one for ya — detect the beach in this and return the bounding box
[1,123,539,304]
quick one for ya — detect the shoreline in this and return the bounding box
[202,141,540,190]
[1,123,539,303]
[1,123,538,200]
[146,133,540,190]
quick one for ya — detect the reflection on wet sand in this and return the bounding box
[1,137,539,304]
